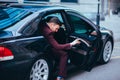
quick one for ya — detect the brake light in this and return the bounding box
[0,47,14,61]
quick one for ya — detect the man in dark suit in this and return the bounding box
[41,16,80,80]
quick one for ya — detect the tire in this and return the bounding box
[29,56,53,80]
[99,40,113,64]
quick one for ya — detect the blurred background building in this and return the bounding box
[23,0,111,21]
[0,0,120,20]
[1,0,120,40]
[111,0,120,9]
[1,0,120,13]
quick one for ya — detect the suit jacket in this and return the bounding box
[41,24,71,50]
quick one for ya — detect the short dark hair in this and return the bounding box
[46,16,62,26]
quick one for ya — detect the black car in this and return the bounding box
[0,2,114,80]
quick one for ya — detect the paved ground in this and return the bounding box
[66,41,120,80]
[112,41,120,58]
[66,58,120,80]
[100,14,120,42]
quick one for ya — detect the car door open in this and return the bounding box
[66,11,100,70]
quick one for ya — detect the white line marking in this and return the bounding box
[114,47,120,49]
[112,56,120,59]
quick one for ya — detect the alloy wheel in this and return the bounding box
[30,59,49,80]
[103,41,112,62]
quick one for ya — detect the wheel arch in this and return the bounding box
[25,51,55,80]
[97,35,114,63]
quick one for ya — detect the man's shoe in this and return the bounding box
[56,76,64,80]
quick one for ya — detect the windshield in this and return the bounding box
[0,7,32,30]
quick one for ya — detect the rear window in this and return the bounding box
[0,7,32,30]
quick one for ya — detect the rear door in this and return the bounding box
[64,10,101,70]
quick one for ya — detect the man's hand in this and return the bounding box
[91,31,97,36]
[70,38,81,46]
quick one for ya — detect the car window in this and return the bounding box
[44,13,63,23]
[0,7,32,30]
[22,18,41,36]
[66,11,94,34]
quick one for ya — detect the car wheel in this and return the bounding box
[99,40,113,64]
[29,57,53,80]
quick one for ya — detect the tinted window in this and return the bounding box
[22,19,40,36]
[0,7,32,30]
[67,12,94,34]
[44,13,64,23]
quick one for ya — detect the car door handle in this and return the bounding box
[70,36,91,47]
